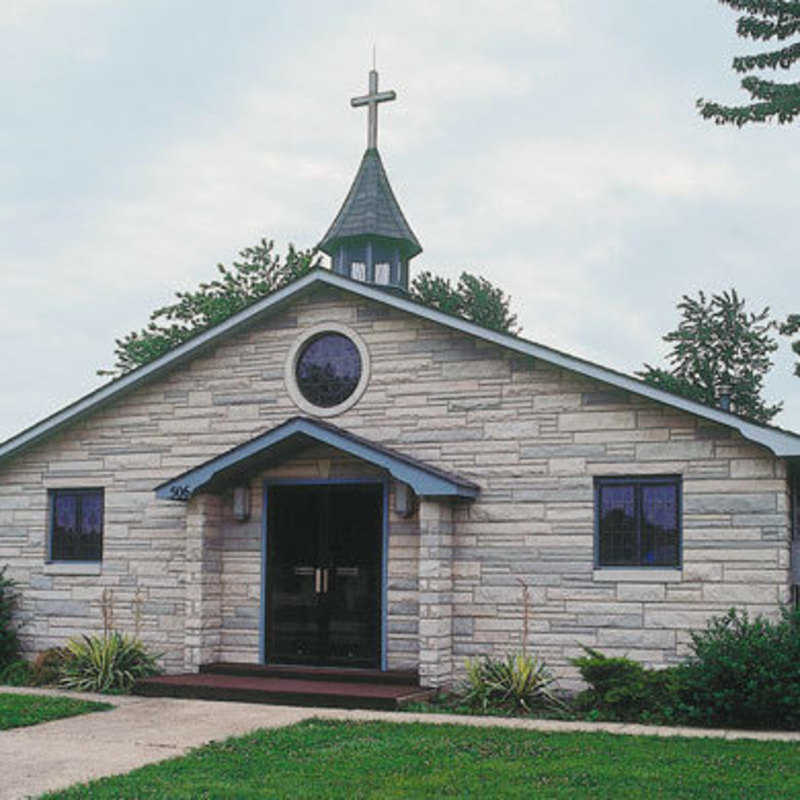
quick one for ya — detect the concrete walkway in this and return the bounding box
[3,686,800,800]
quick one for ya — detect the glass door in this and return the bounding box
[266,483,382,668]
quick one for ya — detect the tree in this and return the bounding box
[637,289,782,423]
[782,313,800,376]
[698,1,800,126]
[102,240,320,377]
[103,242,521,376]
[410,271,521,335]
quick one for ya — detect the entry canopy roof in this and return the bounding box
[155,416,480,501]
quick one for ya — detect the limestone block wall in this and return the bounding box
[0,284,793,686]
[448,397,792,690]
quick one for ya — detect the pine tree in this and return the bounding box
[698,1,800,125]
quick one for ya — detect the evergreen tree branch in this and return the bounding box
[721,1,800,20]
[700,1,800,125]
[737,14,800,41]
[697,83,800,124]
[733,41,800,70]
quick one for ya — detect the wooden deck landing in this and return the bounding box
[133,663,433,710]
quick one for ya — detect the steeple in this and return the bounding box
[318,68,421,293]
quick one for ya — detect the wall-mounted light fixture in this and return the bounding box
[233,486,251,522]
[394,481,416,518]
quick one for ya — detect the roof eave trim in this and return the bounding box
[2,268,799,465]
[312,275,800,458]
[0,270,328,465]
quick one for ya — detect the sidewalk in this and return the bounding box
[3,686,800,800]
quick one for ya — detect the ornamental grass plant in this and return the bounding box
[459,651,565,714]
[59,632,161,693]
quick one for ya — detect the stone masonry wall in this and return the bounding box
[0,284,792,687]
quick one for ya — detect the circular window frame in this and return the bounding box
[285,322,371,417]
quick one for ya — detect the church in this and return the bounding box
[1,69,799,695]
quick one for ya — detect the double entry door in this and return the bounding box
[266,483,383,668]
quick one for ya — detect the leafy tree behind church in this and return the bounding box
[637,289,782,424]
[104,240,520,377]
[698,0,800,125]
[410,271,520,335]
[102,240,320,376]
[782,314,800,377]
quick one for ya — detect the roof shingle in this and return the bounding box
[318,148,422,258]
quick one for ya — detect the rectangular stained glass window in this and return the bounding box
[596,477,680,567]
[50,488,104,562]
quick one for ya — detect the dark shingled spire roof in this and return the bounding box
[318,148,422,258]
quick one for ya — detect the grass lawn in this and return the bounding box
[42,718,800,799]
[0,692,112,731]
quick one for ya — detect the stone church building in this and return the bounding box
[1,70,799,691]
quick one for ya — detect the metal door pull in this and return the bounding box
[336,567,358,577]
[294,566,315,577]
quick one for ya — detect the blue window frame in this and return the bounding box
[594,476,681,568]
[48,488,104,562]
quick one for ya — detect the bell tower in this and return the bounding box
[318,68,422,293]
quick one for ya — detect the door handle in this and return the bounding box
[315,567,322,594]
[322,567,330,594]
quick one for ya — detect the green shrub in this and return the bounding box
[31,647,66,687]
[678,606,800,729]
[0,566,20,668]
[572,647,681,721]
[0,658,33,686]
[459,652,565,714]
[60,632,161,693]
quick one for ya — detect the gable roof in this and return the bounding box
[318,148,422,258]
[155,416,479,500]
[1,268,799,465]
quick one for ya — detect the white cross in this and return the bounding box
[351,69,396,150]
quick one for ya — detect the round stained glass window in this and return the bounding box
[295,333,362,408]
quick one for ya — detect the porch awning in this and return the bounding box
[154,416,480,501]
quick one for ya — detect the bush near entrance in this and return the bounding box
[418,606,800,730]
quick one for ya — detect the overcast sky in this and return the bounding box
[2,0,799,443]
